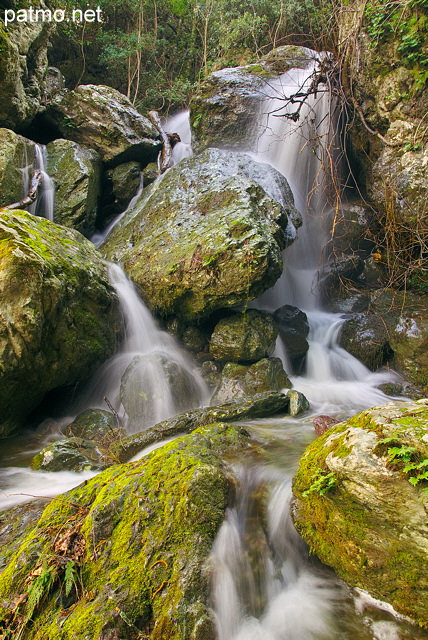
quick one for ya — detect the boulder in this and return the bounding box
[46,138,102,236]
[273,304,309,371]
[190,45,315,151]
[0,501,47,572]
[286,388,310,416]
[0,424,252,640]
[120,353,202,430]
[30,437,109,472]
[43,84,161,165]
[103,149,298,320]
[338,313,392,370]
[0,210,122,437]
[209,310,278,363]
[0,14,53,129]
[292,399,428,627]
[0,128,35,208]
[64,409,125,441]
[210,357,291,404]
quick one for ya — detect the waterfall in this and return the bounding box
[78,263,209,432]
[27,144,55,222]
[210,57,410,640]
[165,110,193,164]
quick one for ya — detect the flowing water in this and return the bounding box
[0,58,426,640]
[25,143,55,222]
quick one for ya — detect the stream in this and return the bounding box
[0,56,427,640]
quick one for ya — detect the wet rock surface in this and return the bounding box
[0,128,35,208]
[209,310,278,363]
[103,149,298,320]
[210,357,291,404]
[46,139,102,236]
[43,84,161,165]
[0,210,122,438]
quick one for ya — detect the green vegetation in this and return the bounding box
[48,0,337,111]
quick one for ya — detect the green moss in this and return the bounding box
[0,424,249,639]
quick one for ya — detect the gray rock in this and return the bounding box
[0,11,53,128]
[43,84,161,165]
[211,357,291,404]
[286,389,310,416]
[273,304,309,371]
[103,149,298,320]
[209,310,278,363]
[64,409,125,441]
[110,161,142,211]
[0,128,35,208]
[338,313,392,370]
[46,138,102,236]
[30,437,108,472]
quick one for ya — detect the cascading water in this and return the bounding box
[25,143,55,222]
[76,263,209,432]
[210,56,419,640]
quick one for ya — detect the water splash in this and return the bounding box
[27,144,55,222]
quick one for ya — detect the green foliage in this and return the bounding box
[302,471,337,496]
[48,0,336,111]
[377,435,428,493]
[364,0,428,87]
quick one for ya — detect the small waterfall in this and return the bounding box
[27,144,55,222]
[79,263,209,432]
[212,467,346,640]
[165,110,193,164]
[91,174,144,247]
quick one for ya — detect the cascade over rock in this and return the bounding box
[103,148,299,320]
[0,128,35,208]
[46,139,102,236]
[43,85,162,165]
[0,211,122,438]
[190,45,315,151]
[0,424,253,640]
[292,398,428,628]
[0,13,53,129]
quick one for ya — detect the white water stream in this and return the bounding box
[25,143,55,222]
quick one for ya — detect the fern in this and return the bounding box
[64,560,76,597]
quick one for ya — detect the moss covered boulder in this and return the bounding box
[292,398,428,627]
[190,45,315,151]
[43,85,161,166]
[0,128,35,208]
[210,357,291,404]
[30,437,109,472]
[0,423,253,640]
[103,148,298,320]
[46,139,102,236]
[0,210,122,437]
[338,313,392,371]
[209,310,278,363]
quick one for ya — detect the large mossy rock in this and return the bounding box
[211,357,291,404]
[209,310,277,363]
[46,139,102,236]
[43,85,161,165]
[0,210,122,437]
[190,45,315,151]
[0,128,35,208]
[103,148,298,320]
[292,399,428,627]
[0,16,53,129]
[0,424,252,640]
